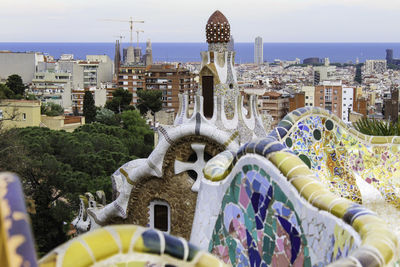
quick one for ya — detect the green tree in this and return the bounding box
[354,64,363,84]
[6,74,25,98]
[41,102,64,116]
[137,89,162,124]
[0,84,15,99]
[95,108,119,126]
[83,91,96,123]
[105,88,133,113]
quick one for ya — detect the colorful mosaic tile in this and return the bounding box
[279,108,400,208]
[209,165,312,266]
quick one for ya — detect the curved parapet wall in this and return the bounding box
[273,107,400,208]
[0,172,38,267]
[204,138,399,266]
[40,225,227,267]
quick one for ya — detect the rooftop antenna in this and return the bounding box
[135,30,144,48]
[101,17,144,46]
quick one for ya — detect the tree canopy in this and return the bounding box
[41,102,64,116]
[105,88,133,113]
[0,110,154,256]
[137,89,163,116]
[6,74,26,98]
[83,91,96,123]
[0,84,15,99]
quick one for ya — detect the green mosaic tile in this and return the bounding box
[304,246,309,257]
[259,168,269,180]
[253,164,259,171]
[304,256,312,267]
[263,237,274,264]
[242,165,250,174]
[273,183,288,203]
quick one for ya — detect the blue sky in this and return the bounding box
[1,0,400,42]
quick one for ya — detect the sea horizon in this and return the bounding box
[1,42,400,63]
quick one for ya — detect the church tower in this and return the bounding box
[199,10,238,118]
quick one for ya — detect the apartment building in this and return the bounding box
[315,81,354,122]
[0,52,45,83]
[259,91,289,127]
[145,64,196,111]
[116,64,196,112]
[364,60,387,74]
[117,64,146,104]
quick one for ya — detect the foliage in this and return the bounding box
[105,88,133,113]
[83,91,96,123]
[353,117,400,136]
[80,110,154,157]
[41,102,64,116]
[25,94,37,100]
[95,108,119,126]
[0,83,15,99]
[0,118,154,255]
[6,74,25,98]
[137,89,163,116]
[354,64,362,84]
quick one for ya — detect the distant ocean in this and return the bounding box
[1,42,400,63]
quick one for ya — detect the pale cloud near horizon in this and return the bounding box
[1,0,400,42]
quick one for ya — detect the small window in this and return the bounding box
[149,200,170,233]
[0,109,3,119]
[22,113,26,120]
[305,96,309,99]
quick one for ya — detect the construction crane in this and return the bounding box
[101,17,144,46]
[135,30,144,48]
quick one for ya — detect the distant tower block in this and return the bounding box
[199,10,238,118]
[386,49,394,63]
[145,39,153,66]
[126,46,135,64]
[324,58,330,66]
[254,36,263,65]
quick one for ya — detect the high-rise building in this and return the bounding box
[114,40,121,78]
[386,49,393,63]
[254,36,263,65]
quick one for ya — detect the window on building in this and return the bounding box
[344,98,346,100]
[22,113,26,120]
[334,90,337,95]
[305,96,309,99]
[0,110,3,119]
[149,200,170,233]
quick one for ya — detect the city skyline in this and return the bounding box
[2,0,400,43]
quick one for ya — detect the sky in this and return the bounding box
[1,0,400,43]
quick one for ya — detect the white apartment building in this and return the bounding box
[301,86,315,107]
[364,60,387,74]
[313,65,336,84]
[254,36,263,65]
[0,52,45,83]
[342,86,354,122]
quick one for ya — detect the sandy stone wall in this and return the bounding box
[112,135,225,240]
